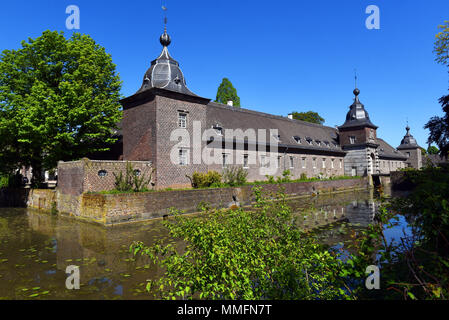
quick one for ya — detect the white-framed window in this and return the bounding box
[339,159,343,169]
[316,140,321,146]
[331,159,334,169]
[322,158,326,169]
[178,112,187,128]
[179,148,189,166]
[293,136,301,144]
[312,158,317,169]
[222,153,230,168]
[302,157,306,169]
[349,136,356,144]
[351,167,357,176]
[260,155,267,168]
[243,154,249,168]
[276,156,281,169]
[289,156,294,168]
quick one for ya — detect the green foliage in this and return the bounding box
[189,171,222,189]
[131,187,354,300]
[0,30,123,184]
[290,111,325,125]
[347,165,449,300]
[0,175,9,188]
[425,21,449,157]
[434,20,449,66]
[113,162,155,193]
[222,166,248,187]
[427,145,440,155]
[215,78,241,107]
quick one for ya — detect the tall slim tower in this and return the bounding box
[338,88,379,176]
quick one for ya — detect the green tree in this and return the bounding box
[427,145,440,155]
[0,31,122,184]
[215,78,240,107]
[291,111,325,125]
[425,21,449,157]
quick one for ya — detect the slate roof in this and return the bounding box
[137,30,197,97]
[338,89,378,130]
[206,102,345,155]
[397,126,420,150]
[377,138,407,160]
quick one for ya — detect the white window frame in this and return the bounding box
[349,136,356,144]
[243,154,249,168]
[179,148,189,166]
[312,158,317,169]
[302,157,306,169]
[222,153,230,168]
[289,156,294,169]
[178,112,187,128]
[322,158,326,169]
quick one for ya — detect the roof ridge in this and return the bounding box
[208,101,337,131]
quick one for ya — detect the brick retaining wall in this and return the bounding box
[2,177,368,225]
[66,177,369,225]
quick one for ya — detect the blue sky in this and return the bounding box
[1,0,448,148]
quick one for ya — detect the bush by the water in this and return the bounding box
[131,187,355,300]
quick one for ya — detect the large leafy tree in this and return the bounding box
[425,21,449,157]
[215,78,240,107]
[291,111,325,125]
[0,31,122,183]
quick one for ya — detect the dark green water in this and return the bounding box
[0,189,403,300]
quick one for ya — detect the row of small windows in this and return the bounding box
[178,149,343,170]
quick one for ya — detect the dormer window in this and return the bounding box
[324,141,330,148]
[212,125,223,136]
[293,136,301,144]
[272,134,281,141]
[349,136,356,144]
[306,137,313,145]
[315,140,321,146]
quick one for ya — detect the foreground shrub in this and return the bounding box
[131,187,354,300]
[113,162,154,192]
[222,166,248,187]
[189,171,222,188]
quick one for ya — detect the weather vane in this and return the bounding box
[354,69,358,88]
[162,1,168,29]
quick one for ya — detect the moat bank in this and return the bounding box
[1,177,369,225]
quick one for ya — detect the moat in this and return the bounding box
[0,188,409,300]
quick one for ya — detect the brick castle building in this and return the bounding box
[104,28,422,189]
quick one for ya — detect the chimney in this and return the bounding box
[288,113,293,120]
[227,100,233,107]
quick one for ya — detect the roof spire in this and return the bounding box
[160,2,171,47]
[354,68,358,89]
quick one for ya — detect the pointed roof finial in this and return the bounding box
[354,68,358,89]
[160,2,171,47]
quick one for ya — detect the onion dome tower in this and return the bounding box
[137,26,197,96]
[339,88,378,130]
[338,88,380,176]
[397,125,422,169]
